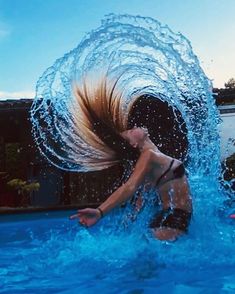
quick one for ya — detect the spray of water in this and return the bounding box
[30,13,220,177]
[27,14,235,283]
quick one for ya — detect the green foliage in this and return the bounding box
[22,182,40,192]
[223,153,235,182]
[224,78,235,89]
[226,153,235,163]
[7,178,40,194]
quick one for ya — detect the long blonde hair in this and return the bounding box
[72,75,139,171]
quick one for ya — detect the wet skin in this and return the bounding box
[70,127,192,241]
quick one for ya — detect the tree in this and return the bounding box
[224,78,235,89]
[7,179,40,207]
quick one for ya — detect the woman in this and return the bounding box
[69,76,192,241]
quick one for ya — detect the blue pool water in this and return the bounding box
[1,197,235,293]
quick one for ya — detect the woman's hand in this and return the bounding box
[69,208,101,227]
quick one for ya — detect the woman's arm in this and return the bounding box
[98,149,152,215]
[70,149,153,225]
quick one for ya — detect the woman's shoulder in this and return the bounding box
[149,149,176,165]
[137,149,160,168]
[140,148,155,159]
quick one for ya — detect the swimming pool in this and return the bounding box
[1,193,235,294]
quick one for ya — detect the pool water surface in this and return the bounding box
[1,190,235,294]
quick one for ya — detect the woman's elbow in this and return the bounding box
[124,183,137,196]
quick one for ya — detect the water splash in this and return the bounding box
[30,13,220,179]
[24,14,235,291]
[1,210,235,292]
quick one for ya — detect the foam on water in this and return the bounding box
[5,13,232,291]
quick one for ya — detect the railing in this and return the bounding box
[218,105,235,114]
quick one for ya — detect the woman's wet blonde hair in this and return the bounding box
[72,74,140,171]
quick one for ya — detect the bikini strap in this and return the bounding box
[155,159,174,187]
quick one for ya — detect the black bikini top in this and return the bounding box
[155,159,186,187]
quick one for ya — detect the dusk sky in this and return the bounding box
[0,0,234,99]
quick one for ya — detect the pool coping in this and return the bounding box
[0,203,100,215]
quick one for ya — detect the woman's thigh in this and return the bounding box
[157,176,191,210]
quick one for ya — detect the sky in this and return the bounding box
[0,0,234,99]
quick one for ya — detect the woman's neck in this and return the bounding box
[139,137,159,153]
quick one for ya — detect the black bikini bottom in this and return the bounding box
[149,207,192,232]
